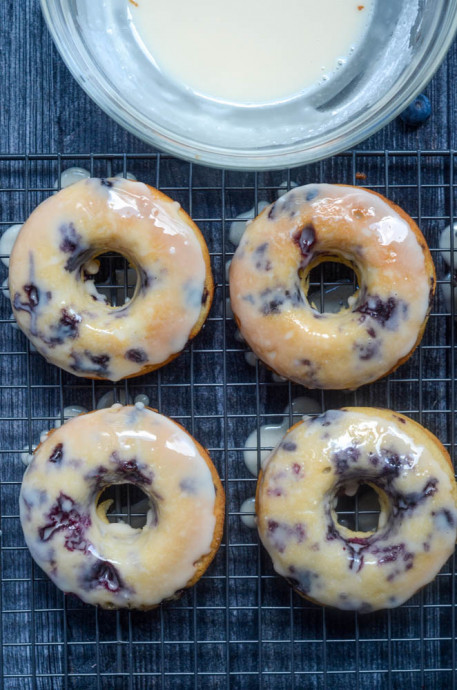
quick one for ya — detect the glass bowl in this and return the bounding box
[41,0,457,170]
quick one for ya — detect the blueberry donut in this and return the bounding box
[19,404,225,609]
[9,178,213,380]
[229,184,435,390]
[256,407,457,612]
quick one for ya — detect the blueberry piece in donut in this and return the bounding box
[285,566,319,595]
[294,224,316,265]
[39,493,91,553]
[256,407,457,611]
[125,348,148,364]
[356,295,406,330]
[433,508,457,530]
[14,283,40,317]
[86,560,124,593]
[253,242,272,271]
[49,443,64,464]
[9,178,214,381]
[230,184,435,390]
[59,222,81,254]
[19,406,225,609]
[69,350,110,377]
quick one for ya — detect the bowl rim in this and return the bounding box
[41,0,457,170]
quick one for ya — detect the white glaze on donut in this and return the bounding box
[229,184,435,390]
[9,178,211,380]
[256,408,457,612]
[20,405,219,609]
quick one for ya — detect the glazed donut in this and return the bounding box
[9,177,213,381]
[256,407,457,612]
[229,184,435,390]
[19,404,225,609]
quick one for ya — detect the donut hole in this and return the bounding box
[335,482,380,533]
[307,260,359,314]
[82,252,138,307]
[97,484,154,529]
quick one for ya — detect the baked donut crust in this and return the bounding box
[230,184,435,390]
[256,407,457,612]
[19,405,225,609]
[9,178,214,381]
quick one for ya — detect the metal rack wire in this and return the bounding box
[0,151,456,689]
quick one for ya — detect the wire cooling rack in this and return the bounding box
[0,151,456,689]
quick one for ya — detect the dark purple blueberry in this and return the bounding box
[305,188,319,202]
[64,247,93,273]
[368,453,379,467]
[378,546,402,564]
[354,339,379,361]
[24,284,39,307]
[201,287,209,305]
[399,94,431,126]
[179,477,197,493]
[286,567,317,595]
[356,295,400,328]
[139,266,155,290]
[267,520,306,553]
[111,452,152,485]
[332,446,361,474]
[301,359,312,366]
[433,508,456,529]
[284,284,304,306]
[379,450,402,479]
[326,522,340,541]
[261,297,284,315]
[89,560,123,592]
[397,478,438,511]
[293,224,316,264]
[91,353,110,368]
[293,523,306,542]
[366,327,376,338]
[268,520,279,532]
[59,223,81,254]
[86,465,108,485]
[347,536,369,546]
[58,308,81,339]
[14,283,40,316]
[255,242,268,255]
[70,350,111,376]
[349,553,364,573]
[38,493,91,553]
[49,443,64,464]
[125,348,148,364]
[268,202,277,220]
[281,441,297,452]
[424,479,438,497]
[100,178,113,188]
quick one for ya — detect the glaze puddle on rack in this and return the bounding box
[0,152,455,689]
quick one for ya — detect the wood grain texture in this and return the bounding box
[0,2,457,689]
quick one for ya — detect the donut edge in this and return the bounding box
[255,406,456,612]
[11,180,214,382]
[26,406,225,610]
[230,184,436,390]
[119,184,215,380]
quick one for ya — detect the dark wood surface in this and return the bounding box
[1,2,457,689]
